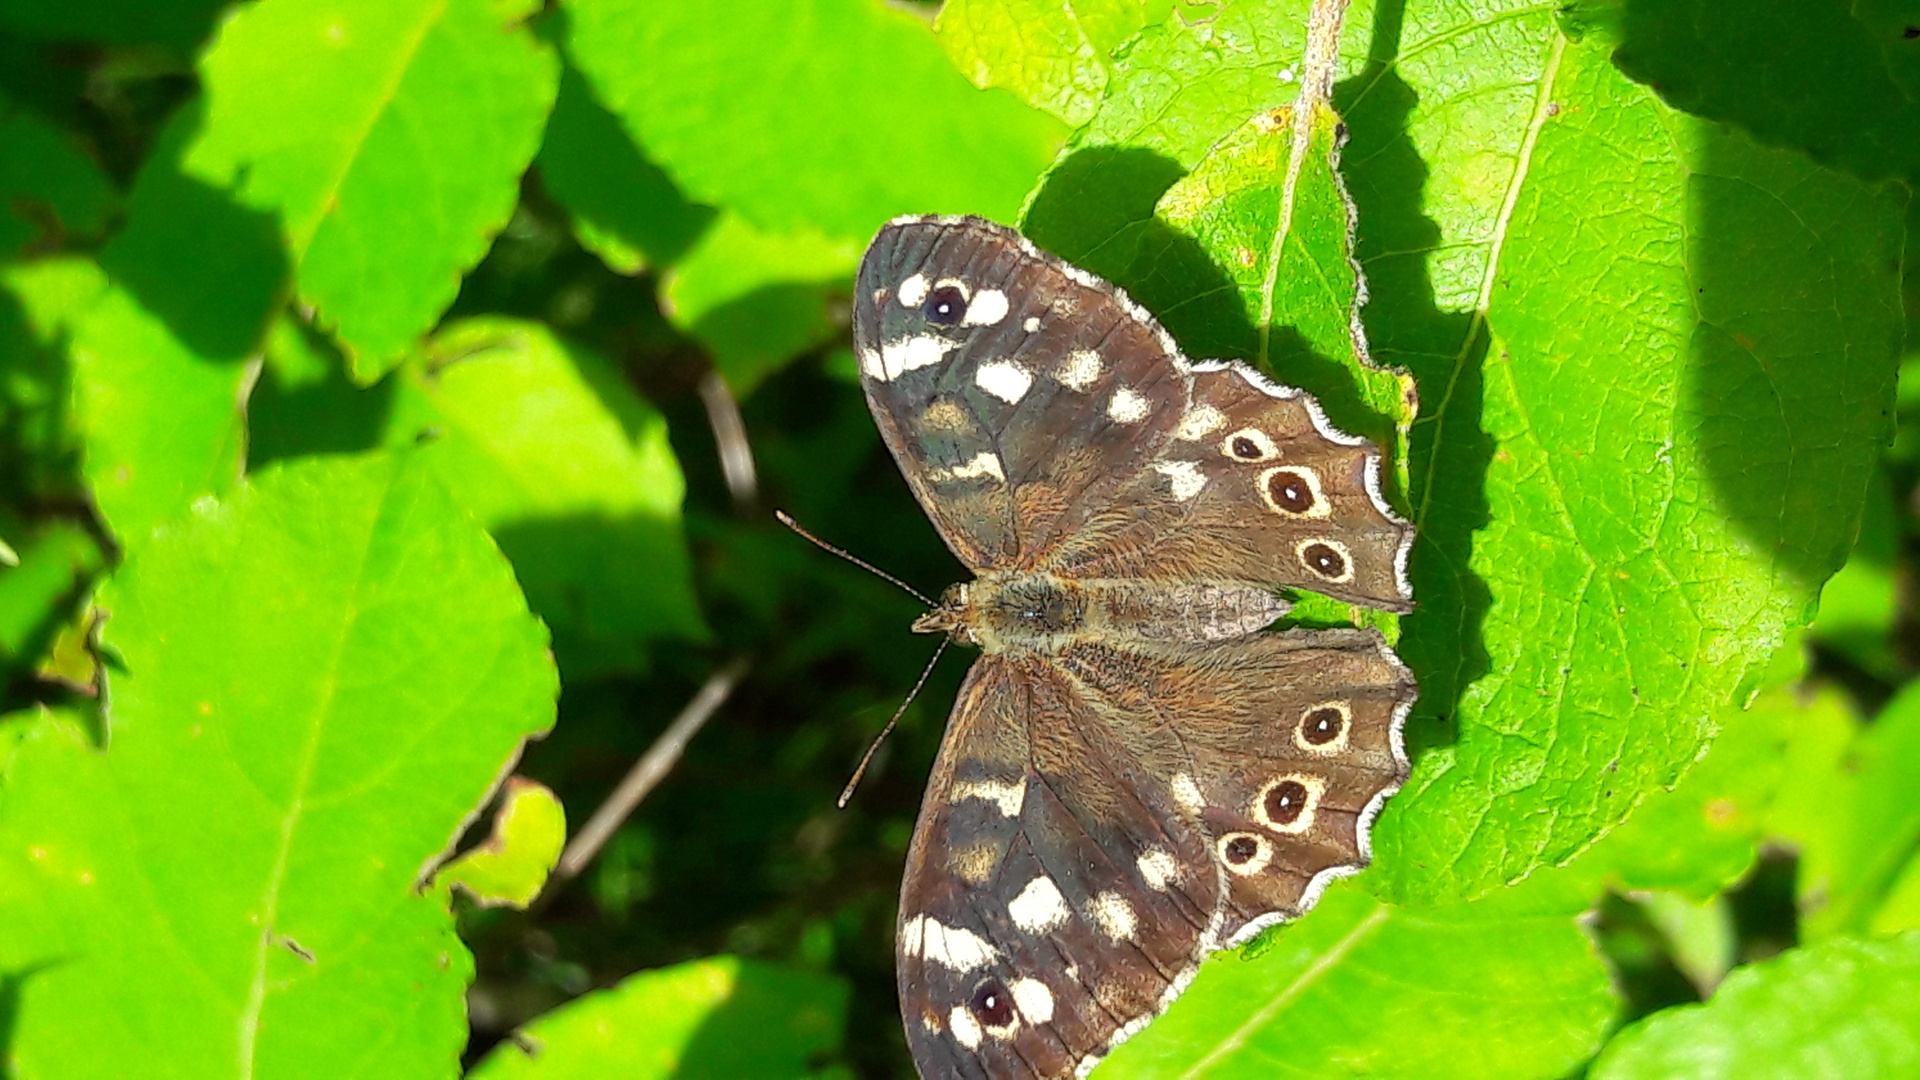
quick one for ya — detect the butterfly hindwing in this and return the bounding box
[853,216,1191,572]
[1054,631,1414,946]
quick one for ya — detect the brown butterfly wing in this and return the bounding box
[1053,631,1415,947]
[1047,361,1414,612]
[898,654,1221,1079]
[853,216,1191,572]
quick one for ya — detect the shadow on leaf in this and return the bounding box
[1338,0,1493,761]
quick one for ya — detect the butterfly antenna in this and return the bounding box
[839,637,949,808]
[774,509,934,607]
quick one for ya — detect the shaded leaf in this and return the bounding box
[470,955,848,1079]
[0,95,116,257]
[386,317,708,676]
[662,213,860,394]
[562,0,1066,241]
[0,451,558,1079]
[1593,932,1920,1080]
[1783,680,1920,939]
[535,59,716,275]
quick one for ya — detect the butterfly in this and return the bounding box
[852,215,1417,1078]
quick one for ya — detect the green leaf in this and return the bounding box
[1154,104,1415,479]
[1078,0,1316,167]
[70,283,252,543]
[1369,24,1905,903]
[0,520,103,683]
[535,59,716,275]
[1785,681,1920,939]
[935,0,1169,126]
[1592,932,1920,1080]
[385,317,708,676]
[562,0,1067,241]
[189,0,559,377]
[1809,467,1900,679]
[437,776,565,909]
[0,256,108,504]
[1034,0,1903,904]
[0,451,558,1079]
[469,955,849,1079]
[1096,879,1612,1078]
[662,213,861,394]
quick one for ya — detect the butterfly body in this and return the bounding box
[854,216,1416,1079]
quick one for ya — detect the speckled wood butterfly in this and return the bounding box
[853,216,1416,1078]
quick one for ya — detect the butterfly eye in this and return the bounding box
[925,284,969,325]
[969,978,1016,1028]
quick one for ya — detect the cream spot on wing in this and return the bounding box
[1171,773,1205,813]
[1088,891,1137,941]
[1008,875,1070,934]
[859,345,885,381]
[949,842,999,885]
[1055,350,1103,391]
[1175,404,1226,440]
[916,918,999,972]
[901,914,925,955]
[975,359,1033,404]
[897,274,930,308]
[1107,387,1149,423]
[949,1005,983,1049]
[1153,460,1207,501]
[1023,316,1041,333]
[878,334,957,381]
[962,288,1010,326]
[1137,848,1179,891]
[1010,978,1055,1024]
[919,399,972,432]
[952,777,1023,815]
[922,1009,942,1033]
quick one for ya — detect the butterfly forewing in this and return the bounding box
[854,217,1190,571]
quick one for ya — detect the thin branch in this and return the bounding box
[698,370,759,513]
[549,656,750,888]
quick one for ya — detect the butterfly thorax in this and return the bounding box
[912,572,1291,653]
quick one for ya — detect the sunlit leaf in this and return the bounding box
[0,452,558,1079]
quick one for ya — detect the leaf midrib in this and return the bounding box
[233,486,387,1079]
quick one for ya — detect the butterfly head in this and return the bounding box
[911,583,975,643]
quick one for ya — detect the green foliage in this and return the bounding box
[469,955,849,1079]
[0,0,1915,1078]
